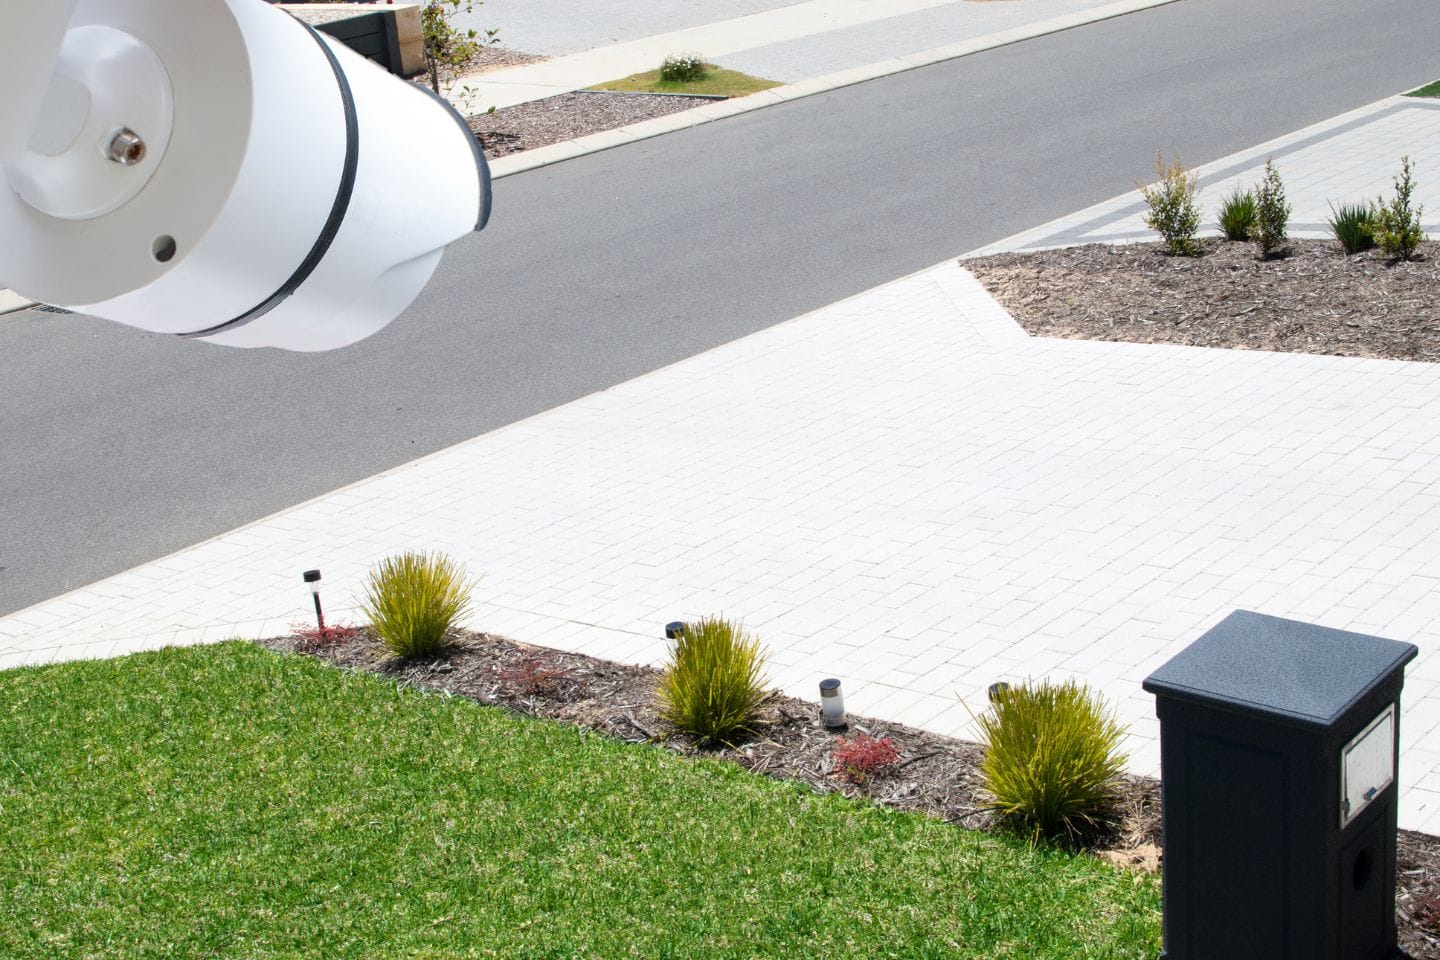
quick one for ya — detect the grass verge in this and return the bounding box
[1405,79,1440,97]
[589,64,781,97]
[0,643,1159,959]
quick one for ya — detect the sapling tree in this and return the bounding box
[1140,152,1202,256]
[1253,159,1291,259]
[1369,155,1426,261]
[422,0,499,98]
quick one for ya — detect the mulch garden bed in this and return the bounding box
[262,627,1440,958]
[398,43,717,161]
[466,90,719,160]
[968,238,1440,361]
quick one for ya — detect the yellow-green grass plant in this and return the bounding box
[975,679,1128,845]
[1327,201,1376,254]
[657,616,770,745]
[1217,187,1258,241]
[359,550,474,658]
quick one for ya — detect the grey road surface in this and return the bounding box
[3,0,1438,617]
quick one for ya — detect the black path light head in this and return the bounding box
[302,568,325,630]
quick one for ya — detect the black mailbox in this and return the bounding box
[1143,610,1418,960]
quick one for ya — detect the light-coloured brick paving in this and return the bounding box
[4,93,1439,834]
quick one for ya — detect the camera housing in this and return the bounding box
[0,0,490,351]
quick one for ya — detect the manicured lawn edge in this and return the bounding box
[0,642,1161,959]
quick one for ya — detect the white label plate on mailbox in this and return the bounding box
[1340,704,1395,829]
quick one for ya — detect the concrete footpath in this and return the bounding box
[3,92,1438,834]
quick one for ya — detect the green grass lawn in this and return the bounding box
[1405,79,1440,97]
[590,64,781,98]
[0,643,1160,959]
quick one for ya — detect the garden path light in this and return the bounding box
[820,678,846,728]
[303,568,325,631]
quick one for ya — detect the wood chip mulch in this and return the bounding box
[967,238,1440,361]
[466,90,719,160]
[260,628,1440,958]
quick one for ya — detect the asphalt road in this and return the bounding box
[3,0,1438,617]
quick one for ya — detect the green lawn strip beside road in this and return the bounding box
[0,643,1160,959]
[590,64,781,98]
[1405,79,1440,97]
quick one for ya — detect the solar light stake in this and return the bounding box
[664,621,686,640]
[988,681,1012,703]
[303,569,325,630]
[820,678,846,728]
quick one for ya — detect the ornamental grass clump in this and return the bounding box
[360,551,474,658]
[1140,153,1202,256]
[1369,155,1426,261]
[1217,187,1258,241]
[1253,159,1291,258]
[657,616,769,745]
[1328,201,1376,255]
[976,679,1127,845]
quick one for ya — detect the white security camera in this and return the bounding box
[0,0,490,351]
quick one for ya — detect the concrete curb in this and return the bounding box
[487,0,1181,179]
[0,289,35,315]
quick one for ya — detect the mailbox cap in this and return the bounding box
[1143,610,1418,729]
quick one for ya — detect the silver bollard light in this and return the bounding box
[820,678,846,728]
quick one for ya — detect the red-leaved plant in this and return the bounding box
[497,656,570,699]
[833,734,900,784]
[1416,890,1440,935]
[290,622,361,650]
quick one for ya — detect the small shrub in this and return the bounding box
[498,656,571,699]
[656,616,769,745]
[1140,153,1202,256]
[1252,159,1291,258]
[421,0,499,96]
[1328,201,1375,254]
[290,622,361,651]
[1369,155,1426,261]
[1217,188,1257,241]
[975,679,1127,844]
[360,551,474,658]
[1416,890,1440,935]
[833,734,900,784]
[659,54,707,83]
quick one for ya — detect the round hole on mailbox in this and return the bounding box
[1352,849,1373,890]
